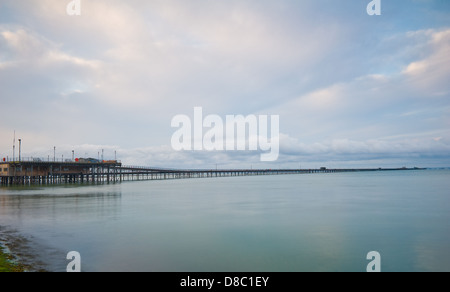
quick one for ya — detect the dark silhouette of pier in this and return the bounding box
[0,158,426,186]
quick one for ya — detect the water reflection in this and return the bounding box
[0,184,122,272]
[0,185,122,225]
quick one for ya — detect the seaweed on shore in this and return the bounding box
[0,243,25,272]
[0,227,48,272]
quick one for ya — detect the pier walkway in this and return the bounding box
[0,159,425,186]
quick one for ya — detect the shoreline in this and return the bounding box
[0,244,24,272]
[0,227,49,272]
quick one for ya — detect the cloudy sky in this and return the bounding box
[0,0,449,169]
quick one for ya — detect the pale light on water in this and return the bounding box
[1,170,449,272]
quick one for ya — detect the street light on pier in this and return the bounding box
[13,130,15,162]
[18,139,22,162]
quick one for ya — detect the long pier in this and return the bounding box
[0,160,425,186]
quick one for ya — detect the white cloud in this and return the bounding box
[0,26,100,77]
[401,29,450,93]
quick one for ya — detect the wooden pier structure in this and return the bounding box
[0,159,426,186]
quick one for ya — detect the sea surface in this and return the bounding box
[0,169,449,272]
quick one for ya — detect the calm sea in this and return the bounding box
[0,169,449,272]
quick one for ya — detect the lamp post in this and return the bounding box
[13,131,16,162]
[18,139,22,162]
[72,150,75,162]
[54,146,56,162]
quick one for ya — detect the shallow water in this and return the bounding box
[0,169,449,272]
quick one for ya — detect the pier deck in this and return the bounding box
[0,160,425,186]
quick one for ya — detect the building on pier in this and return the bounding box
[0,160,122,185]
